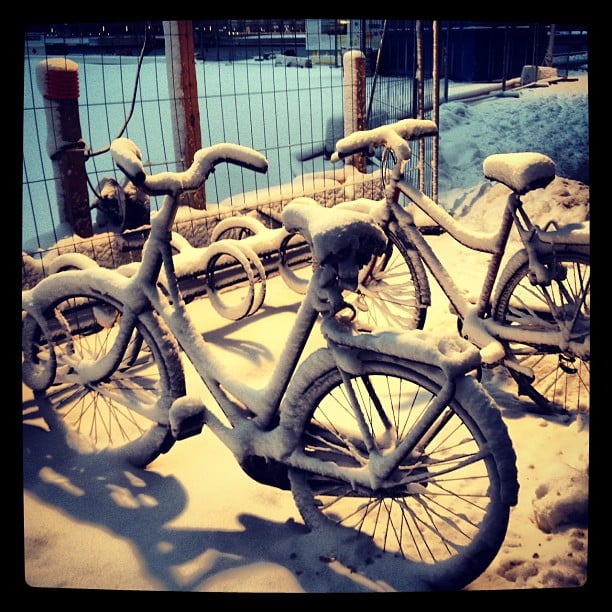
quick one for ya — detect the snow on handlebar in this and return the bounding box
[331,118,438,163]
[110,137,268,195]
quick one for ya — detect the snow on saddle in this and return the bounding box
[282,198,387,315]
[282,197,387,280]
[483,152,556,195]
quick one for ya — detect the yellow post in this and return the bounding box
[36,58,93,237]
[342,50,367,173]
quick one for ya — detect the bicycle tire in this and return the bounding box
[492,246,590,415]
[22,276,185,467]
[285,349,518,591]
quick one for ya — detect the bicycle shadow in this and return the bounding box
[22,398,432,593]
[479,367,582,426]
[200,301,303,365]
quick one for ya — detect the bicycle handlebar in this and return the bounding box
[110,137,269,195]
[331,118,438,163]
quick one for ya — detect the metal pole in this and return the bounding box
[432,21,440,203]
[366,19,388,126]
[415,20,425,191]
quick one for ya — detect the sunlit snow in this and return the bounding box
[22,53,589,593]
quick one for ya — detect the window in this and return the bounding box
[321,19,348,35]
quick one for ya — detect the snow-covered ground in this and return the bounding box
[22,61,590,594]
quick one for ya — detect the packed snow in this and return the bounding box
[22,54,590,595]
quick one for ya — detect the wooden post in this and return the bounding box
[163,20,205,209]
[36,58,93,237]
[342,50,367,172]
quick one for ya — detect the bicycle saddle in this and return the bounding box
[282,198,387,315]
[282,198,387,267]
[483,152,555,195]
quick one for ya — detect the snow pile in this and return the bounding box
[533,464,588,533]
[451,176,589,238]
[438,76,589,205]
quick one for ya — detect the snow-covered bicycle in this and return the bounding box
[331,119,590,418]
[22,136,518,590]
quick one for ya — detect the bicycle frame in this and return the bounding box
[23,133,528,585]
[65,182,482,488]
[376,164,589,365]
[120,189,320,427]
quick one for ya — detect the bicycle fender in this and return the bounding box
[320,316,481,378]
[278,348,338,452]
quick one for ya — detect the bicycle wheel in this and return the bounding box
[352,227,430,330]
[278,225,430,327]
[492,247,590,415]
[287,351,518,591]
[22,283,185,467]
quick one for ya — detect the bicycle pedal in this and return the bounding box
[169,396,207,440]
